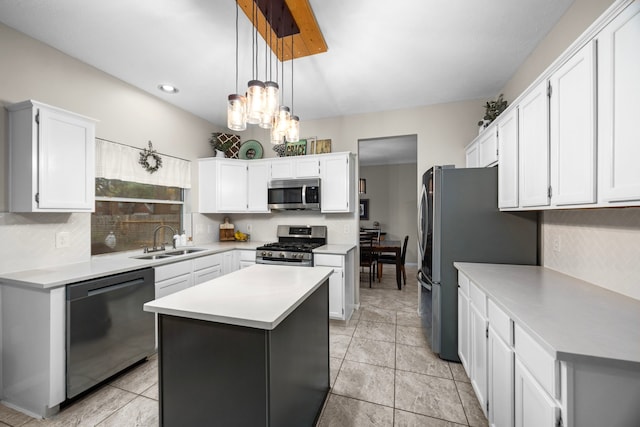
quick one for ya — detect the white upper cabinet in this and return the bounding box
[270,156,320,179]
[478,126,498,167]
[497,108,519,209]
[465,141,480,168]
[198,153,353,214]
[597,1,640,203]
[518,80,550,208]
[466,126,497,168]
[7,100,97,212]
[549,41,597,206]
[320,153,355,213]
[198,158,248,213]
[246,160,270,212]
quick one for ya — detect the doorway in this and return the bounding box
[357,135,418,266]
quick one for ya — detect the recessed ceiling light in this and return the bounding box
[158,84,179,94]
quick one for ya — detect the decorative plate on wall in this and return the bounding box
[239,140,263,160]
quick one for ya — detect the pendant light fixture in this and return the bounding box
[227,0,309,137]
[227,1,246,131]
[246,1,265,125]
[260,8,279,129]
[285,29,299,143]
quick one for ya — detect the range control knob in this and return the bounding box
[267,252,272,257]
[280,252,286,258]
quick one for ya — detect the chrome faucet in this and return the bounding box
[144,225,177,253]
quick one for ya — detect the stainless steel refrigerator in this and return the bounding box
[417,166,538,361]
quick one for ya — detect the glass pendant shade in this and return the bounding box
[274,106,291,133]
[285,115,300,142]
[270,126,284,145]
[227,94,247,131]
[259,81,279,129]
[246,80,266,124]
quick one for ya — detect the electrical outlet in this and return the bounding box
[246,224,252,232]
[56,232,70,248]
[552,236,561,252]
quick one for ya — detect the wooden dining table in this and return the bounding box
[360,239,402,290]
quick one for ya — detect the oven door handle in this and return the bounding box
[257,258,313,267]
[301,184,307,205]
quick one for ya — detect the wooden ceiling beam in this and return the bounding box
[237,0,328,61]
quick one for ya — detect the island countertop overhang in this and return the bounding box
[144,264,333,330]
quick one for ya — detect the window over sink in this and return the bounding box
[91,178,184,255]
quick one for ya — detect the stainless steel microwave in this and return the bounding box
[268,178,321,211]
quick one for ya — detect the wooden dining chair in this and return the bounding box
[359,237,377,287]
[378,235,409,285]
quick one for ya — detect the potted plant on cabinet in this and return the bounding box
[478,93,508,133]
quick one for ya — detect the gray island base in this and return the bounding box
[144,265,333,427]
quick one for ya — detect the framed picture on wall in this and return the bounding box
[285,139,307,156]
[315,139,332,154]
[359,199,369,220]
[305,137,317,154]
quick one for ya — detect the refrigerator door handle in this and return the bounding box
[417,183,427,261]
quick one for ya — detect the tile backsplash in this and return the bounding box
[0,212,90,274]
[542,207,640,301]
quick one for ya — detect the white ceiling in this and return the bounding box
[0,0,574,163]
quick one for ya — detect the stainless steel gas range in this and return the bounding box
[255,225,327,267]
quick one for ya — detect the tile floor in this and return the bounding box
[0,265,487,427]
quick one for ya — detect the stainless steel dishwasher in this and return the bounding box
[66,268,155,398]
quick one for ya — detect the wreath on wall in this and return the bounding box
[138,141,163,174]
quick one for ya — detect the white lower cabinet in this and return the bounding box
[314,249,355,320]
[469,282,488,416]
[236,249,256,269]
[457,288,470,372]
[514,358,559,427]
[487,299,515,427]
[193,254,223,285]
[155,260,193,298]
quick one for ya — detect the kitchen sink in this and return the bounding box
[164,248,206,256]
[131,248,206,260]
[132,254,173,260]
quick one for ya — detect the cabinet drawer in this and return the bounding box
[514,324,557,397]
[458,272,470,296]
[193,254,222,271]
[155,273,192,298]
[469,281,487,315]
[155,260,192,282]
[488,299,512,346]
[314,254,343,268]
[236,250,256,262]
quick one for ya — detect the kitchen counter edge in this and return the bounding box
[144,264,334,330]
[0,241,267,290]
[454,262,640,366]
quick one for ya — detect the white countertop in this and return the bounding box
[314,244,356,255]
[0,241,356,290]
[0,241,266,290]
[454,262,640,366]
[144,264,333,330]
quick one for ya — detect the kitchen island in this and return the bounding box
[144,264,333,427]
